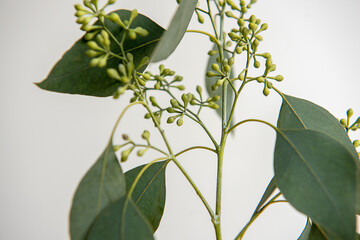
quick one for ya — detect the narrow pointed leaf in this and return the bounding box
[70,142,125,240]
[37,10,164,97]
[298,218,311,240]
[151,0,198,62]
[274,129,356,239]
[205,45,234,125]
[277,94,360,214]
[125,161,168,232]
[252,177,277,217]
[87,196,154,240]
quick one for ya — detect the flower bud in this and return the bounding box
[107,13,125,28]
[175,85,185,91]
[249,15,256,23]
[167,107,177,113]
[107,68,122,80]
[259,23,268,31]
[238,72,244,81]
[170,99,180,109]
[206,71,218,77]
[154,82,161,89]
[130,9,138,22]
[167,116,176,124]
[256,77,265,83]
[128,29,137,40]
[340,118,347,126]
[240,0,246,7]
[208,50,217,56]
[87,41,103,51]
[274,75,284,81]
[150,96,159,107]
[224,65,231,73]
[108,0,116,5]
[353,140,360,148]
[85,49,101,57]
[254,60,260,68]
[176,116,184,126]
[137,148,147,157]
[228,32,240,41]
[212,63,221,72]
[134,27,149,37]
[237,18,245,27]
[263,84,270,96]
[75,4,86,11]
[196,85,202,95]
[347,108,354,119]
[144,113,151,119]
[228,57,235,66]
[209,102,219,109]
[236,46,243,54]
[212,95,220,102]
[225,11,236,18]
[196,11,204,23]
[141,130,150,141]
[121,146,134,162]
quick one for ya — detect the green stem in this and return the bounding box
[175,146,217,157]
[235,193,282,240]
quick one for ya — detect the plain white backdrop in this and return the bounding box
[1,0,359,239]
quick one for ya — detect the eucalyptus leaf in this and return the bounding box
[37,10,164,97]
[308,224,328,240]
[205,45,234,125]
[298,218,311,240]
[277,94,360,214]
[252,176,276,217]
[151,0,198,62]
[274,129,356,239]
[125,161,168,232]
[87,196,154,240]
[70,142,125,240]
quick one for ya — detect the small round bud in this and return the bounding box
[170,99,180,109]
[238,72,245,81]
[263,85,270,96]
[249,15,256,23]
[85,49,101,58]
[122,134,129,140]
[212,95,220,102]
[340,118,347,126]
[108,0,116,5]
[224,65,231,73]
[173,75,183,82]
[254,60,260,68]
[237,18,245,27]
[236,46,243,54]
[347,108,354,119]
[196,11,204,23]
[141,130,150,140]
[209,102,219,109]
[228,32,240,41]
[130,9,138,22]
[259,23,268,31]
[121,147,133,162]
[150,96,159,107]
[274,75,284,81]
[206,71,218,77]
[253,39,259,47]
[144,113,151,119]
[255,19,261,25]
[134,27,149,37]
[212,63,221,72]
[211,84,218,91]
[167,107,177,113]
[249,23,258,32]
[241,27,249,37]
[208,50,217,56]
[175,85,185,91]
[228,57,235,66]
[261,52,271,59]
[107,68,121,80]
[74,4,86,11]
[255,35,263,41]
[87,41,103,51]
[225,11,236,18]
[154,82,161,89]
[256,77,265,83]
[176,116,184,126]
[216,78,225,86]
[137,148,147,157]
[167,116,176,124]
[128,30,137,40]
[353,140,360,148]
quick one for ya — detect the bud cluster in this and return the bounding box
[143,65,184,92]
[86,30,111,67]
[340,108,360,132]
[118,130,152,162]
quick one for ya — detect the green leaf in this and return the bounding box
[69,142,125,240]
[205,45,234,125]
[252,176,277,216]
[151,0,198,62]
[274,129,357,239]
[308,224,327,240]
[125,161,168,232]
[277,94,360,214]
[37,10,164,97]
[298,218,311,240]
[87,196,154,240]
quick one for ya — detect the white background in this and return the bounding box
[1,0,359,239]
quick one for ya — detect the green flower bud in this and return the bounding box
[216,78,225,86]
[83,0,92,9]
[236,46,243,54]
[237,18,245,27]
[256,77,265,83]
[137,56,150,70]
[254,60,260,68]
[238,72,245,81]
[154,82,161,89]
[145,113,151,119]
[196,85,202,95]
[122,134,129,140]
[118,64,127,76]
[75,10,88,17]
[225,11,236,18]
[167,107,177,113]
[167,116,176,124]
[340,118,347,126]
[255,19,261,25]
[128,29,137,40]
[212,95,220,102]
[196,11,204,23]
[107,68,122,80]
[175,85,185,91]
[259,23,268,31]
[224,65,231,73]
[228,32,240,41]
[353,140,360,148]
[253,39,260,47]
[208,50,217,56]
[226,0,240,10]
[249,15,256,23]
[137,148,147,157]
[155,75,165,81]
[211,84,218,91]
[77,16,93,25]
[266,81,273,89]
[134,27,148,37]
[87,41,103,51]
[169,70,176,76]
[263,84,270,96]
[212,63,221,72]
[89,57,100,67]
[347,108,354,119]
[241,6,248,13]
[170,99,180,109]
[85,49,101,57]
[255,35,263,41]
[107,13,125,28]
[176,116,184,126]
[265,58,273,68]
[141,130,150,141]
[84,31,99,40]
[100,30,110,48]
[150,96,159,107]
[190,99,197,105]
[121,147,134,162]
[108,0,116,4]
[209,102,219,109]
[241,27,249,37]
[240,0,246,7]
[181,93,189,104]
[130,9,138,22]
[206,71,218,77]
[74,4,86,11]
[228,57,235,66]
[173,75,183,82]
[274,75,284,81]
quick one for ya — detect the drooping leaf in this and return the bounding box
[37,10,164,97]
[297,218,311,240]
[308,223,327,240]
[205,45,235,125]
[274,129,356,239]
[87,196,154,240]
[277,94,360,214]
[252,176,277,217]
[125,161,168,232]
[69,142,125,240]
[151,0,198,62]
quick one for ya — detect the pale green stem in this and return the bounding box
[175,146,217,157]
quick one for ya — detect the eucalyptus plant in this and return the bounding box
[37,0,360,239]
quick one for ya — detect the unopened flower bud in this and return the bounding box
[263,85,270,96]
[212,63,221,72]
[128,29,137,40]
[121,147,133,162]
[228,32,240,41]
[87,41,103,51]
[249,15,256,23]
[141,130,150,141]
[176,116,184,126]
[256,77,265,83]
[134,27,148,37]
[212,95,220,102]
[167,116,176,124]
[196,85,202,95]
[170,99,180,109]
[196,11,204,23]
[254,60,260,68]
[85,49,101,57]
[208,50,217,56]
[224,65,231,73]
[137,148,147,157]
[353,140,360,148]
[225,11,236,18]
[130,9,138,22]
[206,71,218,77]
[340,118,347,126]
[274,75,284,81]
[347,108,354,119]
[108,0,116,4]
[259,23,268,31]
[150,96,159,107]
[228,57,235,66]
[107,68,121,80]
[167,107,177,113]
[236,46,243,54]
[209,102,219,109]
[144,113,151,119]
[237,18,245,27]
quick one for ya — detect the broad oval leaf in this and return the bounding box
[70,142,125,240]
[87,196,154,240]
[151,0,198,62]
[274,129,356,239]
[37,10,164,97]
[205,45,234,124]
[277,94,360,214]
[298,218,311,240]
[125,161,168,232]
[252,176,277,217]
[309,224,327,240]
